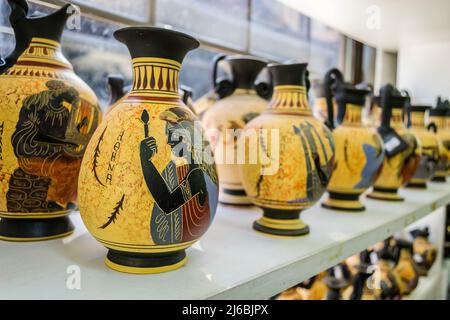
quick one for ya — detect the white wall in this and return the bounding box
[397,41,450,104]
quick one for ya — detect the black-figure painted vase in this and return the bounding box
[405,105,440,188]
[428,99,450,182]
[367,85,421,201]
[202,55,269,206]
[78,27,219,274]
[0,0,101,241]
[239,63,335,237]
[321,69,384,211]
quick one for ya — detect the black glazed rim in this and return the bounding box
[224,55,268,64]
[114,26,199,47]
[0,216,74,240]
[429,108,450,116]
[267,63,308,87]
[406,181,427,188]
[253,221,310,237]
[408,105,432,112]
[431,176,446,182]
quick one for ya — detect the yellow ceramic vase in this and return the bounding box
[428,100,450,182]
[367,85,421,201]
[78,27,219,274]
[0,2,101,241]
[202,56,269,206]
[240,63,335,237]
[322,69,384,211]
[405,106,440,188]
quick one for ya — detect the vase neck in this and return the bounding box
[410,112,425,129]
[390,108,405,129]
[9,37,71,71]
[341,104,362,126]
[129,57,181,101]
[269,85,311,114]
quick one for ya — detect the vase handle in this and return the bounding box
[323,68,343,130]
[107,75,126,105]
[254,66,273,100]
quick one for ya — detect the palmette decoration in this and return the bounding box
[240,63,334,237]
[202,55,269,206]
[78,27,219,274]
[405,105,440,188]
[322,69,384,211]
[367,85,421,201]
[0,0,101,241]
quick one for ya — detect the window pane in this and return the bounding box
[309,19,344,74]
[250,0,310,61]
[156,0,248,51]
[181,48,220,100]
[73,0,150,22]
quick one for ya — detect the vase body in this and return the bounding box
[429,106,450,181]
[367,86,421,201]
[321,72,384,211]
[392,247,419,296]
[406,106,440,188]
[78,27,218,274]
[410,228,437,274]
[202,56,268,206]
[0,3,101,241]
[240,63,334,237]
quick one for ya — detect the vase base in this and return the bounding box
[219,188,252,206]
[0,216,74,242]
[105,249,187,274]
[431,176,446,182]
[253,208,310,238]
[322,192,365,212]
[406,181,427,189]
[367,188,404,202]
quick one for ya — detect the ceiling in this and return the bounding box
[278,0,450,51]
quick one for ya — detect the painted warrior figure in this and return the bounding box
[139,107,218,245]
[7,80,90,212]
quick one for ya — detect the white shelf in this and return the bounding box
[1,181,449,299]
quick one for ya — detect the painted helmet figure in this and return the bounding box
[321,69,384,212]
[0,0,101,241]
[78,27,219,274]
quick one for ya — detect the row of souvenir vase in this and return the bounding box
[0,1,448,274]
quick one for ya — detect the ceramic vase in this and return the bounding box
[321,69,384,211]
[239,63,335,237]
[391,239,419,296]
[0,1,101,241]
[405,105,440,188]
[372,248,400,300]
[410,227,437,274]
[428,99,450,182]
[202,55,269,206]
[367,85,421,201]
[78,27,219,274]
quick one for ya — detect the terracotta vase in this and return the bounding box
[239,63,334,237]
[344,250,375,300]
[367,85,421,201]
[323,264,351,300]
[428,98,450,182]
[322,69,384,211]
[372,248,401,300]
[202,55,269,206]
[410,227,437,274]
[405,105,440,188]
[368,96,382,127]
[391,239,419,296]
[296,272,328,300]
[78,27,219,274]
[0,1,101,241]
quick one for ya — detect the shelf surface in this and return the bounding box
[1,181,449,299]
